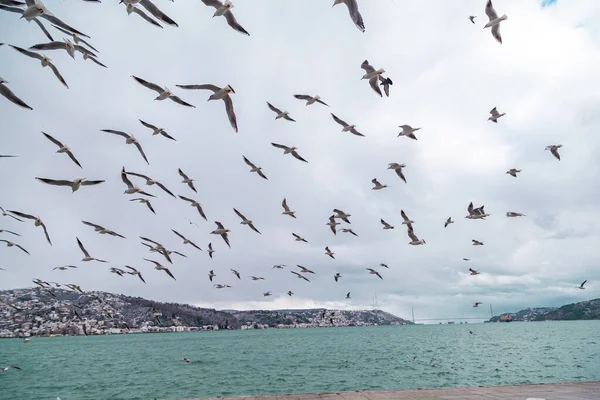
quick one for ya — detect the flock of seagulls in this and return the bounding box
[0,0,590,337]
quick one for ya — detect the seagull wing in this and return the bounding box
[223,10,250,36]
[395,168,407,183]
[102,129,131,139]
[195,204,207,220]
[215,221,225,230]
[331,113,348,128]
[121,169,134,189]
[6,210,36,221]
[82,220,103,230]
[175,83,220,92]
[163,267,176,280]
[271,142,289,150]
[33,18,54,41]
[346,0,365,32]
[167,94,195,108]
[360,59,375,74]
[81,180,104,186]
[248,223,261,234]
[139,0,178,26]
[0,83,33,110]
[76,237,90,257]
[222,95,238,132]
[36,178,73,187]
[47,62,69,88]
[131,75,163,94]
[65,150,82,168]
[243,156,256,169]
[551,147,561,160]
[485,0,499,21]
[380,219,391,228]
[400,209,410,222]
[131,6,164,28]
[155,182,175,197]
[145,201,156,214]
[291,150,308,163]
[256,169,268,180]
[15,244,30,255]
[200,0,224,8]
[86,55,107,68]
[139,119,158,131]
[10,45,44,61]
[133,142,149,165]
[39,14,89,38]
[369,77,382,97]
[266,102,282,114]
[407,227,419,242]
[160,131,177,141]
[491,24,502,44]
[233,208,246,221]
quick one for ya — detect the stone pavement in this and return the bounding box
[175,381,600,400]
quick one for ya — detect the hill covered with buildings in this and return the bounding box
[488,298,600,322]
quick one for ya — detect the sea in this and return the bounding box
[1,321,599,400]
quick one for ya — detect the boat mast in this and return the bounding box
[412,307,415,324]
[490,304,494,318]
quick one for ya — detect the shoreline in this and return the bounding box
[170,381,600,400]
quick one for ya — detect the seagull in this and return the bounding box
[506,212,525,217]
[287,291,294,296]
[378,263,389,270]
[9,45,68,88]
[465,202,490,220]
[463,258,471,261]
[121,168,156,197]
[28,38,95,60]
[333,209,351,224]
[7,211,52,245]
[444,217,454,228]
[360,60,384,97]
[110,267,126,277]
[0,228,21,237]
[121,0,178,26]
[398,125,421,140]
[181,358,191,363]
[297,265,315,274]
[407,226,426,245]
[387,163,407,183]
[400,210,415,227]
[139,120,176,141]
[35,178,104,193]
[41,132,82,168]
[332,0,365,32]
[175,83,237,132]
[208,270,216,282]
[506,168,521,177]
[102,129,149,164]
[210,221,231,248]
[331,113,365,136]
[473,302,483,308]
[472,239,484,246]
[545,145,562,161]
[171,230,202,251]
[131,75,195,107]
[130,198,156,214]
[578,280,587,289]
[469,268,480,275]
[293,94,329,107]
[378,75,393,97]
[326,215,340,234]
[230,269,241,279]
[272,264,285,269]
[371,178,387,190]
[469,15,476,24]
[123,3,162,28]
[251,276,265,281]
[1,366,21,372]
[0,240,30,255]
[200,0,249,35]
[124,266,146,283]
[50,25,98,52]
[271,143,308,163]
[380,219,394,230]
[76,237,107,263]
[144,259,176,280]
[281,198,296,218]
[484,0,507,44]
[233,208,261,234]
[340,228,358,237]
[292,233,308,243]
[334,272,342,282]
[325,246,335,259]
[178,168,197,193]
[243,156,268,180]
[123,171,175,197]
[266,102,295,122]
[488,107,506,123]
[366,268,382,280]
[291,271,310,282]
[179,196,207,221]
[214,284,231,289]
[207,243,215,259]
[82,221,126,238]
[0,76,33,110]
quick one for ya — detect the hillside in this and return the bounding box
[0,288,411,337]
[488,298,600,322]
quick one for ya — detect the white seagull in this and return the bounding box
[243,156,268,180]
[332,0,365,32]
[271,143,308,163]
[545,145,562,161]
[10,45,68,88]
[76,237,108,263]
[484,0,507,44]
[175,83,238,132]
[380,219,394,230]
[121,168,155,197]
[210,221,231,248]
[326,215,340,235]
[41,132,82,168]
[233,208,261,234]
[200,0,250,36]
[360,60,384,97]
[331,113,364,136]
[506,212,525,217]
[102,129,149,164]
[444,217,454,228]
[325,246,335,259]
[281,198,296,218]
[293,94,329,107]
[506,168,521,177]
[398,125,421,140]
[0,77,33,110]
[407,226,426,245]
[371,178,387,190]
[35,177,104,193]
[139,119,177,141]
[131,75,195,107]
[266,102,295,122]
[387,163,407,183]
[488,107,506,123]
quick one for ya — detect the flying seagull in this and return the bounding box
[122,3,163,28]
[387,163,407,183]
[484,0,507,44]
[200,0,250,36]
[262,292,272,297]
[35,178,104,193]
[371,178,387,190]
[341,228,358,236]
[291,271,310,282]
[506,168,521,177]
[332,0,365,33]
[144,259,176,280]
[9,45,68,88]
[398,125,421,140]
[360,60,384,97]
[506,212,526,217]
[121,168,155,197]
[469,268,480,275]
[101,129,149,164]
[82,221,126,238]
[0,77,33,110]
[473,302,483,308]
[50,24,98,52]
[0,240,30,255]
[469,15,476,24]
[379,263,389,269]
[1,366,22,372]
[0,228,20,236]
[266,102,295,122]
[334,272,342,282]
[230,269,241,279]
[346,292,351,299]
[7,211,52,245]
[41,132,82,168]
[130,198,156,214]
[488,107,506,123]
[131,75,195,107]
[472,239,484,246]
[297,265,315,274]
[243,156,268,180]
[123,171,175,197]
[233,208,261,234]
[207,243,215,259]
[378,75,393,97]
[331,113,364,136]
[288,291,294,296]
[208,270,216,282]
[400,210,415,227]
[210,221,231,248]
[366,268,382,280]
[545,145,562,161]
[293,94,329,107]
[578,280,587,290]
[172,230,202,251]
[325,246,335,259]
[28,38,95,59]
[271,143,308,163]
[179,196,208,221]
[380,219,394,230]
[466,202,490,220]
[177,168,197,193]
[407,226,426,245]
[52,265,77,271]
[139,120,177,141]
[175,83,237,132]
[281,198,296,218]
[444,217,454,228]
[292,233,308,243]
[326,215,339,234]
[76,237,108,263]
[124,266,146,283]
[333,209,351,224]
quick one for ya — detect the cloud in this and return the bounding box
[1,0,599,323]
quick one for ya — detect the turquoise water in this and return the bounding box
[1,322,599,400]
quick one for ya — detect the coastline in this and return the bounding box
[170,381,600,400]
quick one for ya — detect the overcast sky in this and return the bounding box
[1,0,599,323]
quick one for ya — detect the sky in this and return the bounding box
[1,0,600,324]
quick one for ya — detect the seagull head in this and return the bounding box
[0,77,7,84]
